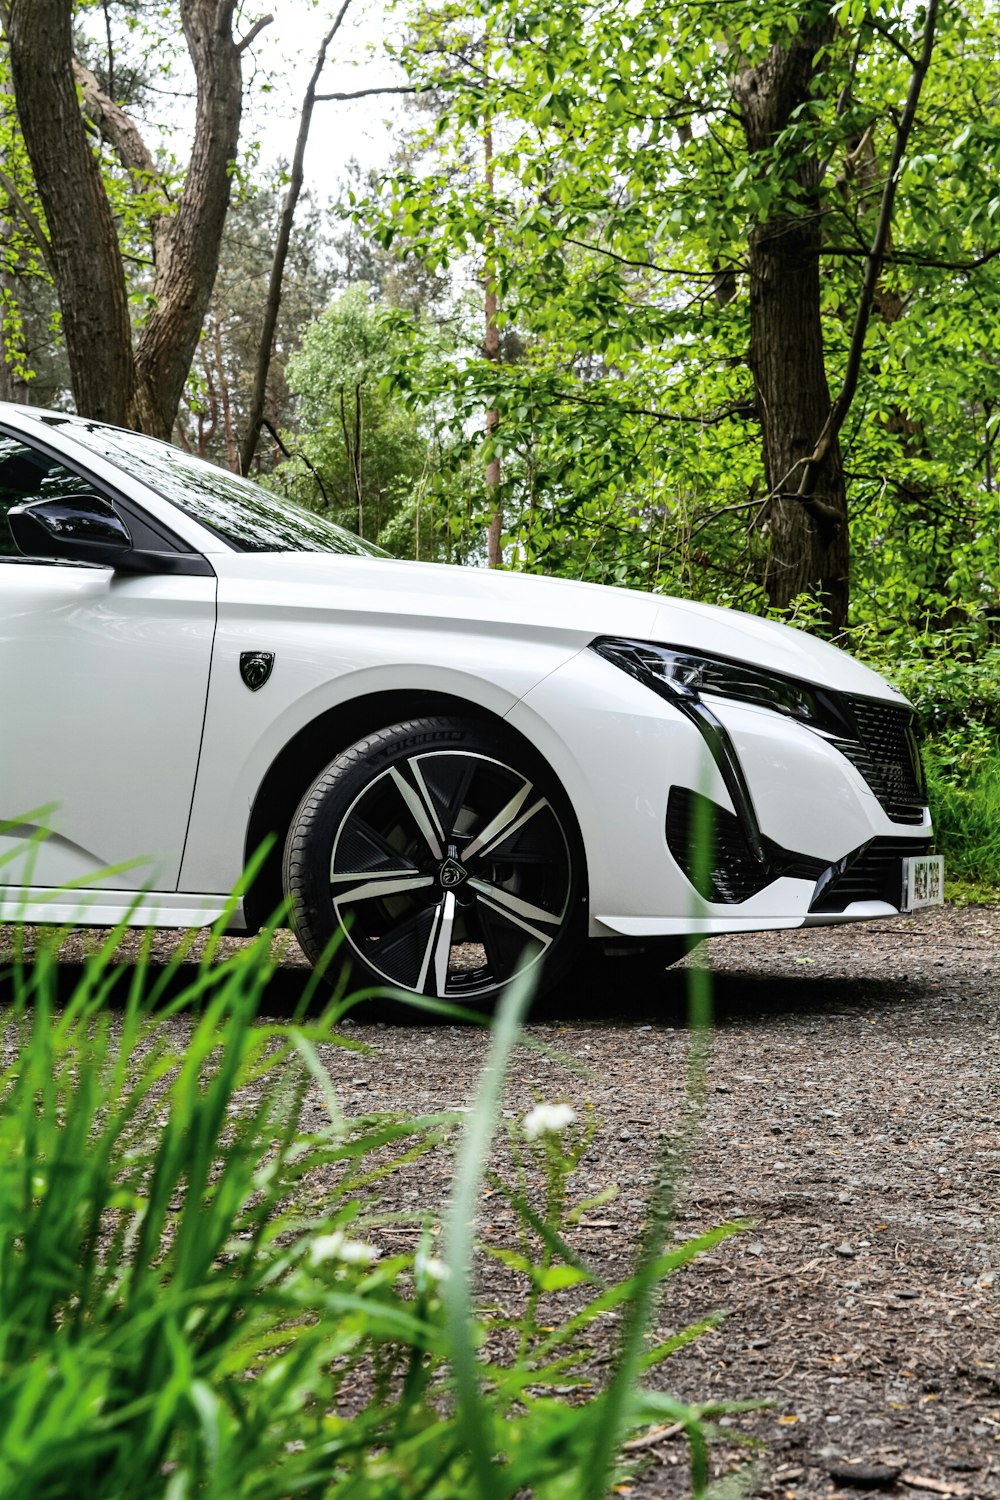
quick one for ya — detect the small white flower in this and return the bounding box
[523,1102,576,1140]
[309,1230,380,1268]
[414,1250,451,1284]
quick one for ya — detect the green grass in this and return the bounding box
[0,911,752,1499]
[926,745,1000,898]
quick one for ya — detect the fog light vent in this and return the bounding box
[665,787,774,905]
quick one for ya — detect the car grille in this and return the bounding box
[833,697,927,824]
[809,837,932,913]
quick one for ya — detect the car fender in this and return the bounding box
[178,633,588,898]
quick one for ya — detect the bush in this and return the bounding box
[880,641,1000,740]
[0,923,749,1498]
[924,747,1000,896]
[854,630,1000,898]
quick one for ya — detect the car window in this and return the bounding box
[36,416,387,557]
[0,436,102,559]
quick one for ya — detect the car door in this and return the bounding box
[0,432,217,893]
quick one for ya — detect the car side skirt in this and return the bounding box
[0,887,246,931]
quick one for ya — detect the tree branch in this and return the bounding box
[71,57,172,230]
[262,418,330,507]
[72,59,160,181]
[822,241,1000,272]
[239,0,354,474]
[869,18,919,69]
[237,13,273,53]
[0,168,56,279]
[562,234,732,281]
[559,389,756,426]
[686,494,766,540]
[793,0,939,503]
[315,83,424,101]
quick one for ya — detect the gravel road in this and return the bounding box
[3,903,998,1498]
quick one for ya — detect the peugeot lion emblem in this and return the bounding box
[439,857,467,888]
[240,651,274,692]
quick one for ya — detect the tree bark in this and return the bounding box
[8,0,135,424]
[131,0,244,438]
[746,210,850,623]
[733,16,850,628]
[484,117,502,568]
[7,0,255,440]
[732,3,937,632]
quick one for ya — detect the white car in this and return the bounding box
[0,405,939,1004]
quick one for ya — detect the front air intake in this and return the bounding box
[809,837,933,912]
[666,787,773,905]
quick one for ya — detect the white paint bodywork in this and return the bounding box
[0,403,930,940]
[0,562,215,890]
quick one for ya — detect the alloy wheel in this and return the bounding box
[328,748,573,998]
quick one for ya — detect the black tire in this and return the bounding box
[282,717,584,1006]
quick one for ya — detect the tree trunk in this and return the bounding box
[131,0,243,439]
[484,118,502,568]
[733,18,850,629]
[746,212,849,625]
[7,0,250,440]
[8,0,135,424]
[213,309,239,471]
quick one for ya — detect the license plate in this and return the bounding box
[901,854,944,911]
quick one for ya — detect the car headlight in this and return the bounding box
[590,636,849,735]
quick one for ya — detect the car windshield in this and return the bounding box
[36,415,387,556]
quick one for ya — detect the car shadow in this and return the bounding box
[0,949,920,1030]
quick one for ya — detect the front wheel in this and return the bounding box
[282,717,584,1006]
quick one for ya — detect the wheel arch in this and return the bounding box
[241,689,587,933]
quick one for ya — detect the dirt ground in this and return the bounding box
[3,903,998,1498]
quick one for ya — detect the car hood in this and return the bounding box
[215,552,904,703]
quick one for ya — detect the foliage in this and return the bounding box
[0,899,748,1497]
[856,627,1000,737]
[176,182,337,470]
[275,287,490,562]
[924,747,1000,894]
[276,286,429,549]
[849,629,1000,895]
[0,42,66,403]
[355,0,1000,630]
[0,0,320,439]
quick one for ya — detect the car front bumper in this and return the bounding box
[505,645,932,940]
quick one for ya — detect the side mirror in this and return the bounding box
[9,494,134,566]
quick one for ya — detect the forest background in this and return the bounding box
[1,0,998,892]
